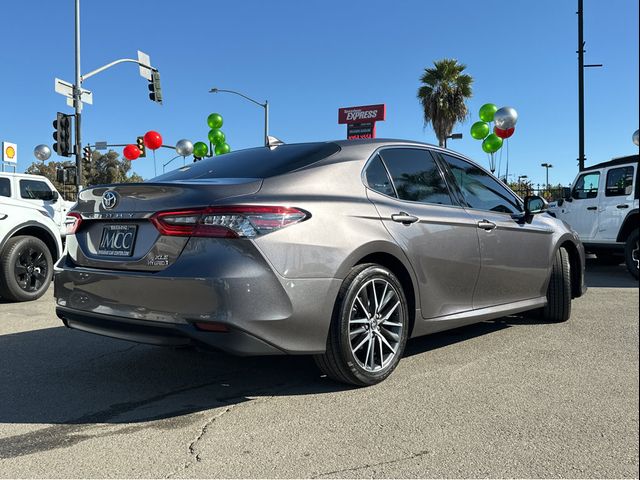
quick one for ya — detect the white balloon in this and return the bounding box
[494,107,518,130]
[175,139,194,157]
[633,129,639,147]
[33,144,51,161]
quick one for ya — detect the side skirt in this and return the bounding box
[411,297,547,338]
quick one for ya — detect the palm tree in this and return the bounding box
[417,59,473,147]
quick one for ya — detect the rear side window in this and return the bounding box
[0,178,10,197]
[379,148,453,205]
[440,154,522,214]
[572,172,600,199]
[605,166,634,197]
[365,155,396,197]
[19,179,54,201]
[152,143,341,181]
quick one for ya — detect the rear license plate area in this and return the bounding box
[98,224,137,257]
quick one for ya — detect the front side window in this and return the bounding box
[19,180,54,201]
[440,154,522,214]
[365,155,396,197]
[0,178,10,197]
[572,172,600,200]
[605,166,634,197]
[379,148,453,205]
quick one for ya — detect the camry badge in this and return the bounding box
[102,191,119,210]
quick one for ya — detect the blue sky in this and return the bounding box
[0,0,638,186]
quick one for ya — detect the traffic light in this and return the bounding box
[52,112,72,157]
[136,136,146,157]
[83,146,92,162]
[148,70,162,104]
[56,168,64,184]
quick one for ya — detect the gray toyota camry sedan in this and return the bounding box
[55,139,586,386]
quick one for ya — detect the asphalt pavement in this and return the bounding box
[0,261,638,478]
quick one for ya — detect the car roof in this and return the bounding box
[584,154,639,171]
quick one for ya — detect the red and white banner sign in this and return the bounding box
[338,104,386,125]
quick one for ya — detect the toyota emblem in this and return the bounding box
[102,190,119,210]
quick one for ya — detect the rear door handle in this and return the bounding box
[616,204,629,209]
[391,212,419,224]
[477,220,497,231]
[586,206,598,210]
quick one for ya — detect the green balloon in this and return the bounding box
[215,143,231,155]
[207,113,223,129]
[470,121,490,140]
[482,133,503,153]
[193,141,208,158]
[479,103,498,123]
[208,129,226,145]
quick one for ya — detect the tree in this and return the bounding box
[417,58,473,147]
[25,150,143,201]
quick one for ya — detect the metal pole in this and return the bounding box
[264,100,269,146]
[546,166,550,190]
[577,0,585,171]
[74,0,83,191]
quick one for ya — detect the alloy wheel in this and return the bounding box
[14,247,48,292]
[348,278,404,372]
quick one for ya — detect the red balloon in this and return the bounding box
[494,126,515,139]
[123,144,141,160]
[143,130,163,150]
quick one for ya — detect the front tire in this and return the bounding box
[0,236,53,302]
[542,247,572,323]
[624,229,639,280]
[314,264,409,386]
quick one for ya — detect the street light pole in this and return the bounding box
[444,133,463,149]
[541,163,553,190]
[209,88,269,146]
[74,0,82,190]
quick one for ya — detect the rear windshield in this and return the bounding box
[152,142,340,181]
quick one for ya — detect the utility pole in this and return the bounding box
[74,0,82,190]
[577,0,603,172]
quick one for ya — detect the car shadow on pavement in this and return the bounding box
[584,259,638,288]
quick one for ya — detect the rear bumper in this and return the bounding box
[54,238,342,355]
[56,307,284,355]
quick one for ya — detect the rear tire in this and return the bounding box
[0,236,53,302]
[314,264,409,387]
[624,229,639,280]
[542,247,572,323]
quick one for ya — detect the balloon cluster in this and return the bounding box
[123,131,163,160]
[470,104,518,154]
[193,113,231,159]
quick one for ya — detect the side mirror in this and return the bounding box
[524,195,548,215]
[51,191,59,201]
[562,187,572,201]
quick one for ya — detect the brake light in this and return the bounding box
[150,206,309,238]
[65,212,82,235]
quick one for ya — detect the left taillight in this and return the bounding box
[150,206,309,238]
[65,212,82,235]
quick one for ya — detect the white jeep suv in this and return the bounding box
[549,154,638,279]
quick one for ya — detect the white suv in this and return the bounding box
[549,154,638,279]
[0,197,63,301]
[0,172,75,237]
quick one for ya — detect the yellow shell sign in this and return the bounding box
[2,142,18,164]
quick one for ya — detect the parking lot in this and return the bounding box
[0,261,638,478]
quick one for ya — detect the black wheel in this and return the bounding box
[542,247,572,323]
[594,252,623,266]
[314,264,409,386]
[624,229,639,280]
[0,236,53,302]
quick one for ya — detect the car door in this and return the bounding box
[561,171,601,241]
[438,153,554,309]
[364,148,481,319]
[597,164,635,241]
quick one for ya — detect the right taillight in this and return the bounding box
[150,205,309,238]
[65,212,82,235]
